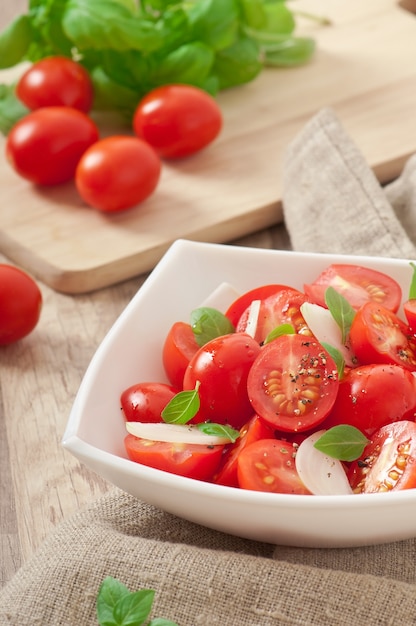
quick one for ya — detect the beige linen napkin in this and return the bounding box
[2,108,416,626]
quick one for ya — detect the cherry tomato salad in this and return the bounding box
[120,262,416,496]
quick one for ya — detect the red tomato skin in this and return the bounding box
[183,333,262,430]
[0,264,42,345]
[132,84,222,159]
[247,334,339,433]
[120,382,179,423]
[75,135,161,212]
[304,264,402,312]
[162,321,199,389]
[322,364,416,437]
[6,107,99,185]
[225,285,291,327]
[214,415,275,487]
[16,56,94,113]
[349,302,416,371]
[237,438,311,494]
[348,420,416,493]
[403,299,416,333]
[124,434,224,481]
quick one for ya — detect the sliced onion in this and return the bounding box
[244,299,261,338]
[300,301,355,367]
[126,422,229,445]
[295,430,353,495]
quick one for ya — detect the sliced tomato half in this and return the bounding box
[228,285,310,344]
[304,264,402,312]
[349,301,416,371]
[237,438,311,494]
[124,434,224,481]
[348,421,416,493]
[214,415,275,487]
[247,334,339,433]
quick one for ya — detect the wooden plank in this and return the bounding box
[1,0,416,293]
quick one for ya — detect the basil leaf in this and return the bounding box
[325,286,356,344]
[409,262,416,300]
[197,422,240,443]
[314,425,369,462]
[264,323,295,345]
[151,42,214,86]
[263,36,315,67]
[213,34,262,89]
[321,341,345,380]
[0,15,32,69]
[190,307,235,347]
[188,0,239,52]
[113,589,154,625]
[97,576,131,625]
[0,84,29,135]
[162,389,200,424]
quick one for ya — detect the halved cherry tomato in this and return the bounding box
[75,135,161,212]
[348,421,416,493]
[237,439,311,494]
[124,434,224,481]
[16,56,94,112]
[403,299,416,333]
[6,107,99,186]
[120,382,179,423]
[0,264,42,345]
[226,285,292,327]
[132,84,222,159]
[322,364,416,436]
[162,321,199,389]
[233,285,310,344]
[214,415,275,487]
[183,333,261,429]
[349,302,416,371]
[247,334,339,433]
[304,264,402,312]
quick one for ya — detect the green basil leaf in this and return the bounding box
[149,619,180,626]
[197,422,240,443]
[314,425,369,462]
[113,589,154,626]
[0,84,29,136]
[150,42,214,86]
[409,262,416,300]
[321,342,345,380]
[190,307,235,347]
[0,15,33,69]
[263,35,315,67]
[325,286,356,344]
[213,34,262,89]
[188,0,239,51]
[264,323,295,345]
[162,389,200,424]
[97,576,131,626]
[62,0,164,52]
[239,0,267,30]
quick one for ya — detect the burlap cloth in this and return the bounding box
[1,108,416,625]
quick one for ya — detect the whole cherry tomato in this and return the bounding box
[16,56,94,112]
[183,333,261,429]
[6,107,99,185]
[75,135,161,212]
[121,382,179,423]
[0,264,42,345]
[132,84,222,159]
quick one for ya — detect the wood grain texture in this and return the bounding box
[1,0,415,293]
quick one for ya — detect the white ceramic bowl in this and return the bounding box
[63,239,416,548]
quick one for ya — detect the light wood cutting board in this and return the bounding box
[1,0,416,293]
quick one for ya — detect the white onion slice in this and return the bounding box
[244,299,261,338]
[126,422,230,446]
[300,301,355,367]
[295,430,353,495]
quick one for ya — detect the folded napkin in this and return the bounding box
[2,108,416,626]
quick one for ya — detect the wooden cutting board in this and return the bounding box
[1,0,416,293]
